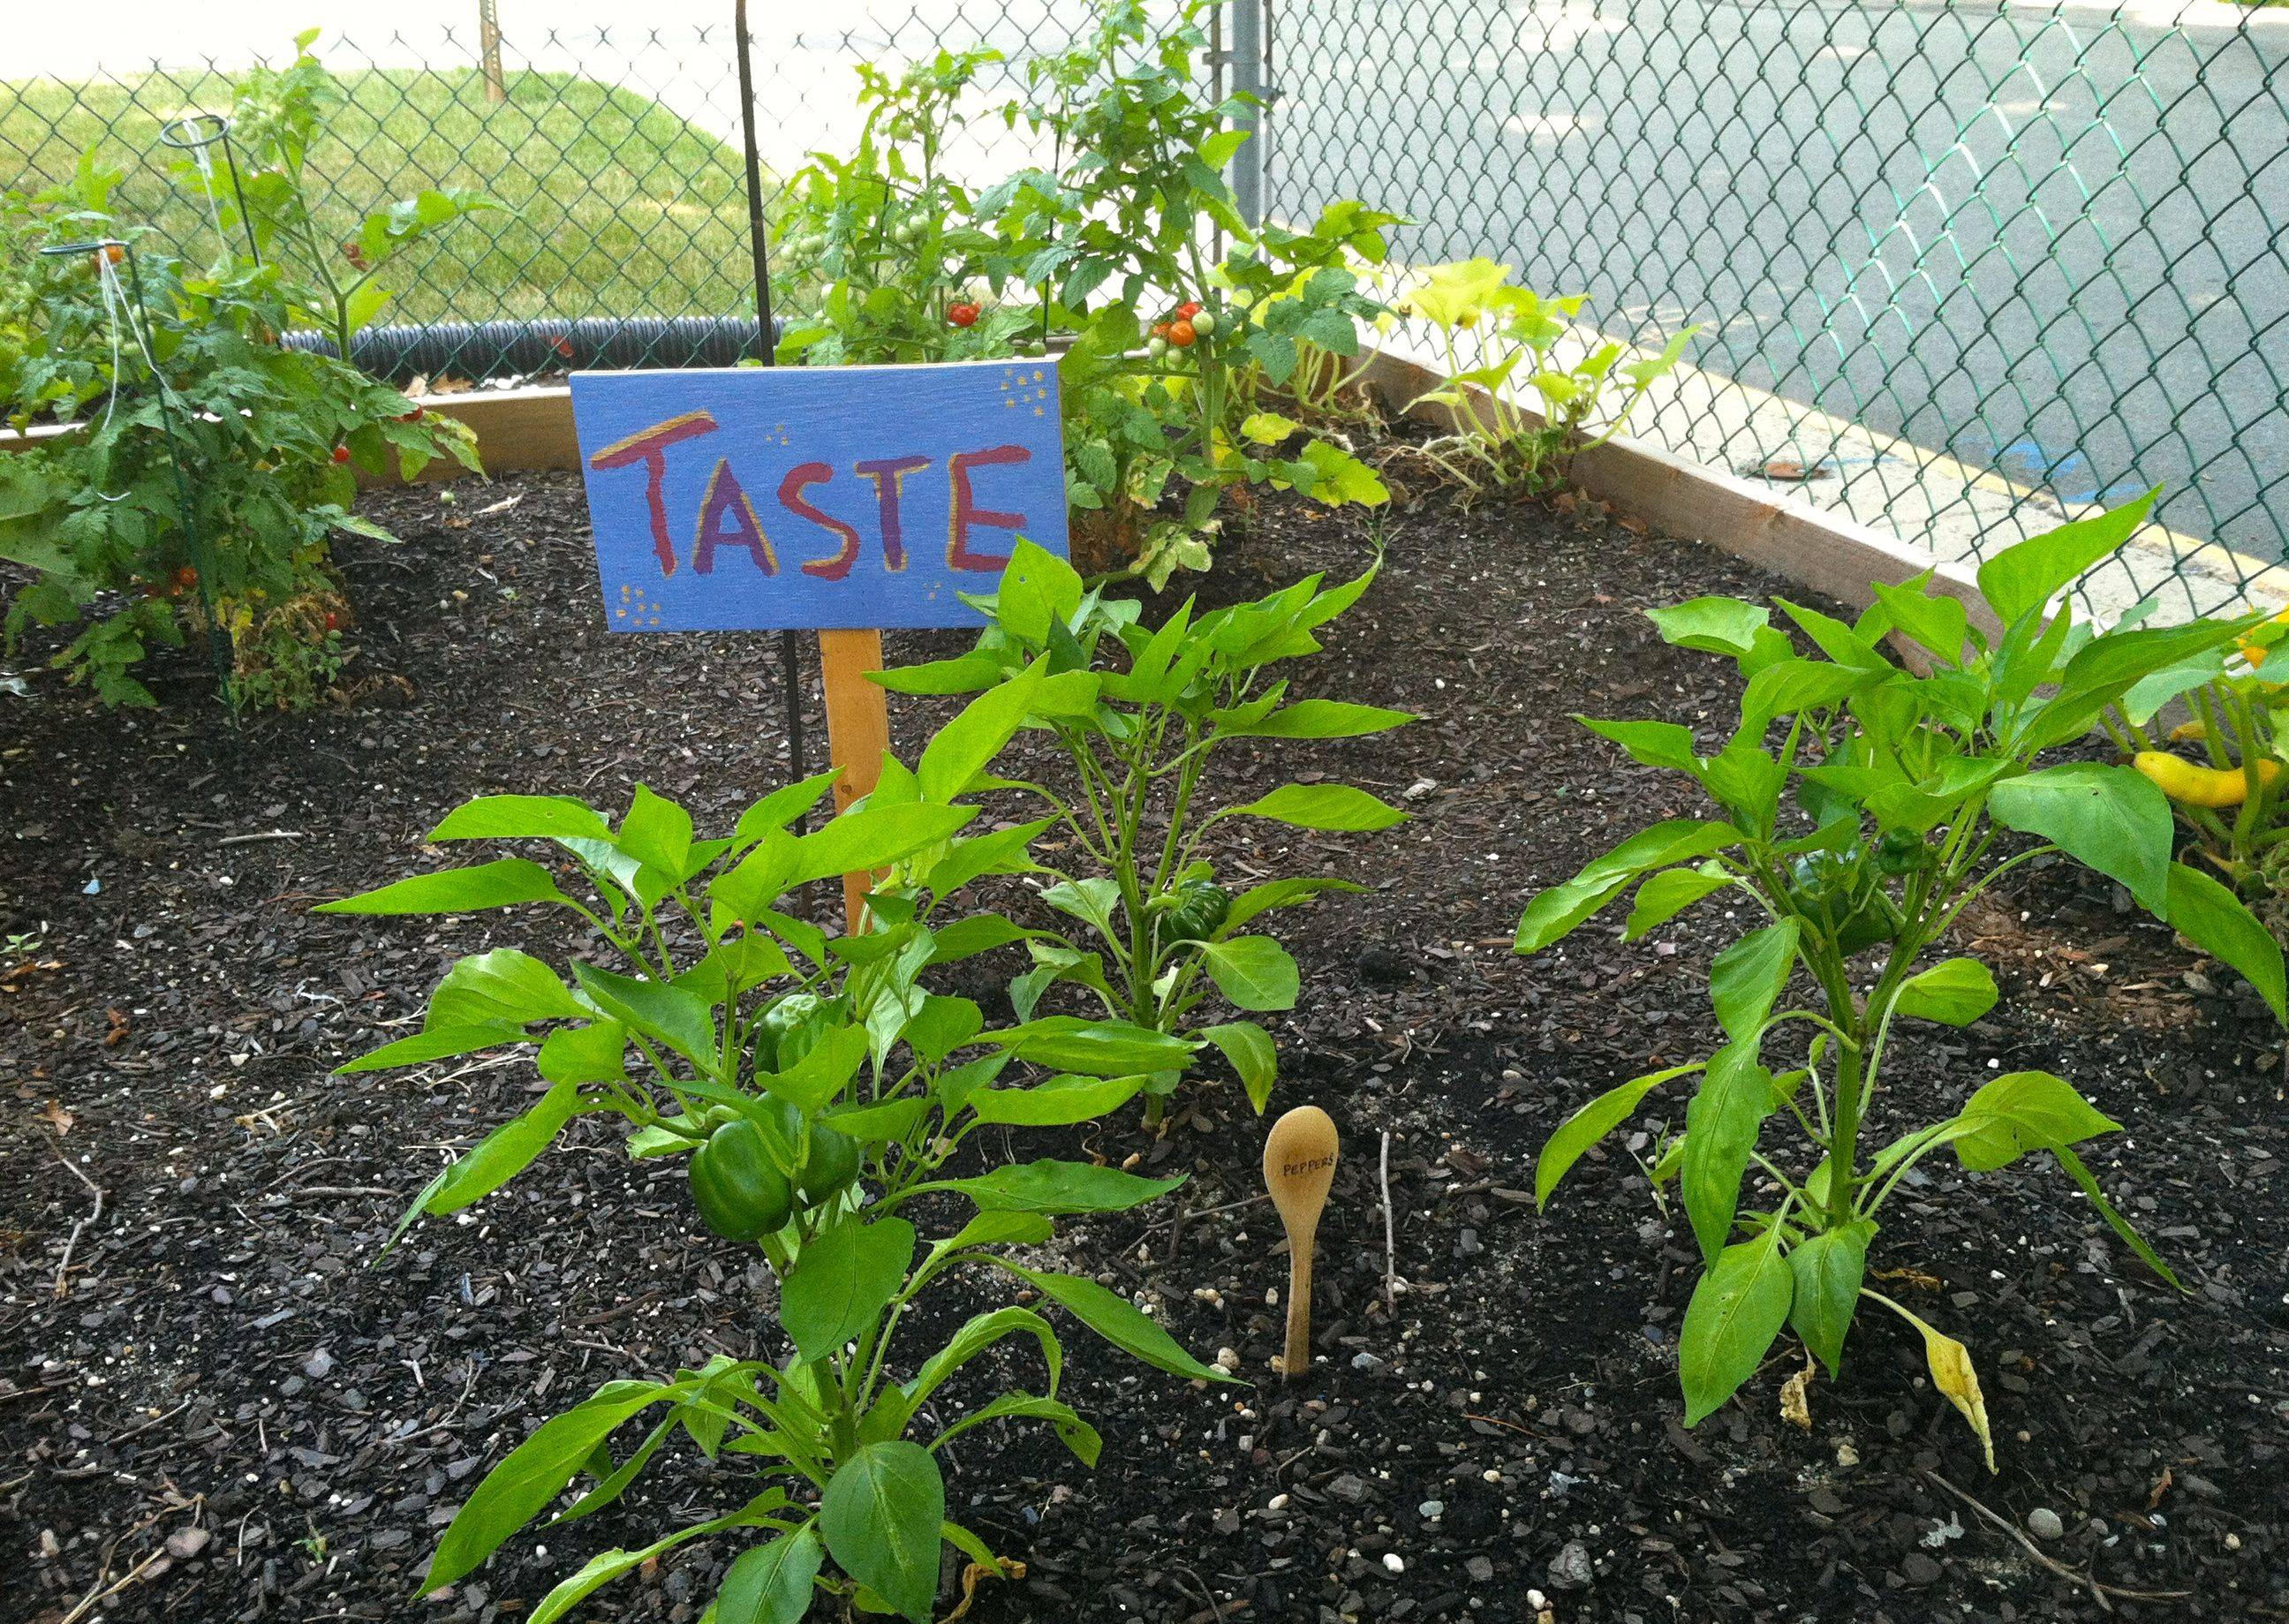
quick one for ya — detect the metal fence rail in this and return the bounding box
[5,4,2286,614]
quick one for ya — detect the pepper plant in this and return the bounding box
[1515,492,2285,1458]
[879,540,1412,1122]
[319,680,1226,1622]
[2108,604,2289,905]
[1399,258,1694,501]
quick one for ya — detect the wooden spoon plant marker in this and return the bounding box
[1263,1105,1339,1380]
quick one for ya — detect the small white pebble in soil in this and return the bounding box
[1267,1494,1289,1512]
[1383,1553,1405,1575]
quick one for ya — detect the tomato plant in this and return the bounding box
[0,158,477,707]
[1515,492,2285,1457]
[880,540,1412,1122]
[1397,258,1694,501]
[773,49,1033,366]
[177,31,499,367]
[321,683,1224,1621]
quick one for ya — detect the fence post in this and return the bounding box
[478,0,507,103]
[1228,0,1267,229]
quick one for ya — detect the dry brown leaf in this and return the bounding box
[1779,1356,1815,1431]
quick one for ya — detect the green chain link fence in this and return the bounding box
[5,4,2285,616]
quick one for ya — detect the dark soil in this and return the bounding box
[4,461,2285,1624]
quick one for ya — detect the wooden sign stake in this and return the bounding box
[1263,1106,1339,1380]
[817,627,890,928]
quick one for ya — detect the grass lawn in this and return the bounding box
[0,65,760,329]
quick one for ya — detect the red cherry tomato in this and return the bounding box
[174,565,198,588]
[1167,320,1197,348]
[1176,299,1201,320]
[332,445,351,465]
[324,611,342,632]
[948,302,979,329]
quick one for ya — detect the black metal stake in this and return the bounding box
[735,0,810,831]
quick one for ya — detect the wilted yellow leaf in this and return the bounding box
[1921,1324,1996,1473]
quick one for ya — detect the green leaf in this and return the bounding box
[1536,1064,1696,1206]
[533,1500,789,1624]
[316,857,570,915]
[1951,1070,2119,1172]
[1645,595,1772,659]
[429,795,614,843]
[1222,699,1415,739]
[419,1077,593,1217]
[820,1443,945,1623]
[935,1159,1182,1214]
[1625,865,1732,940]
[1989,764,2172,913]
[780,1217,916,1363]
[992,1016,1196,1075]
[1681,1042,1772,1262]
[1220,877,1365,933]
[788,805,976,887]
[966,1073,1148,1127]
[1515,820,1741,952]
[1679,1231,1794,1425]
[336,1023,522,1076]
[426,948,587,1031]
[1975,488,2157,623]
[1710,921,1799,1042]
[1892,957,1999,1025]
[1580,716,1701,772]
[932,1394,1101,1467]
[1005,1266,1225,1380]
[422,1381,682,1592]
[1229,782,1407,832]
[1787,1220,1872,1378]
[990,539,1086,644]
[1869,577,1972,665]
[618,784,695,876]
[571,963,717,1067]
[917,667,1043,803]
[1200,1020,1278,1113]
[732,772,843,849]
[2164,862,2287,1023]
[1197,936,1301,1011]
[715,1525,823,1624]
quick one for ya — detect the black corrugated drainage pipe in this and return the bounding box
[282,314,781,385]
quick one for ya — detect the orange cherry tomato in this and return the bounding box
[1167,320,1197,348]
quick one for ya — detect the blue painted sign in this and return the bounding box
[569,359,1068,631]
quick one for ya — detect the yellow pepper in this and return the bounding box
[2134,750,2281,808]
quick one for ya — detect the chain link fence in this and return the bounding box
[1267,0,2289,616]
[5,4,2286,614]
